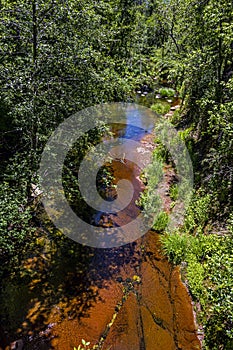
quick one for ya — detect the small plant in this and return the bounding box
[152,211,169,232]
[153,140,172,164]
[74,338,112,350]
[160,232,189,265]
[169,184,179,201]
[169,183,178,201]
[158,87,175,98]
[151,102,170,115]
[170,108,181,125]
[74,339,91,350]
[178,126,193,142]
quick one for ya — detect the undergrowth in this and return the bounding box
[160,194,233,350]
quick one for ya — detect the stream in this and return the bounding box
[0,102,201,350]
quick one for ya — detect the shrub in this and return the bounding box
[160,232,190,265]
[151,102,170,115]
[186,256,205,299]
[152,211,169,232]
[158,87,175,98]
[161,228,233,349]
[184,192,211,234]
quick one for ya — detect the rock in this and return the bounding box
[31,183,43,197]
[103,216,109,224]
[164,112,174,118]
[170,105,180,111]
[10,339,24,350]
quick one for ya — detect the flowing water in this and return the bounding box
[0,103,200,350]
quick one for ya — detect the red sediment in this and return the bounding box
[44,232,201,350]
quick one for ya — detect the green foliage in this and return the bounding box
[186,256,205,299]
[177,127,193,143]
[152,211,169,232]
[203,233,233,349]
[160,232,189,265]
[184,192,211,234]
[170,108,181,125]
[155,0,233,222]
[0,0,155,278]
[169,183,178,201]
[153,140,172,165]
[161,191,232,347]
[158,87,175,98]
[160,192,233,349]
[148,1,233,347]
[202,101,233,216]
[151,102,170,115]
[138,151,168,231]
[176,126,195,157]
[0,1,232,348]
[0,182,35,278]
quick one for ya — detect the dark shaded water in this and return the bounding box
[0,104,200,350]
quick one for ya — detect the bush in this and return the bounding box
[184,192,211,234]
[203,233,233,349]
[160,232,189,265]
[158,87,176,98]
[151,102,171,115]
[186,256,205,299]
[160,227,233,349]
